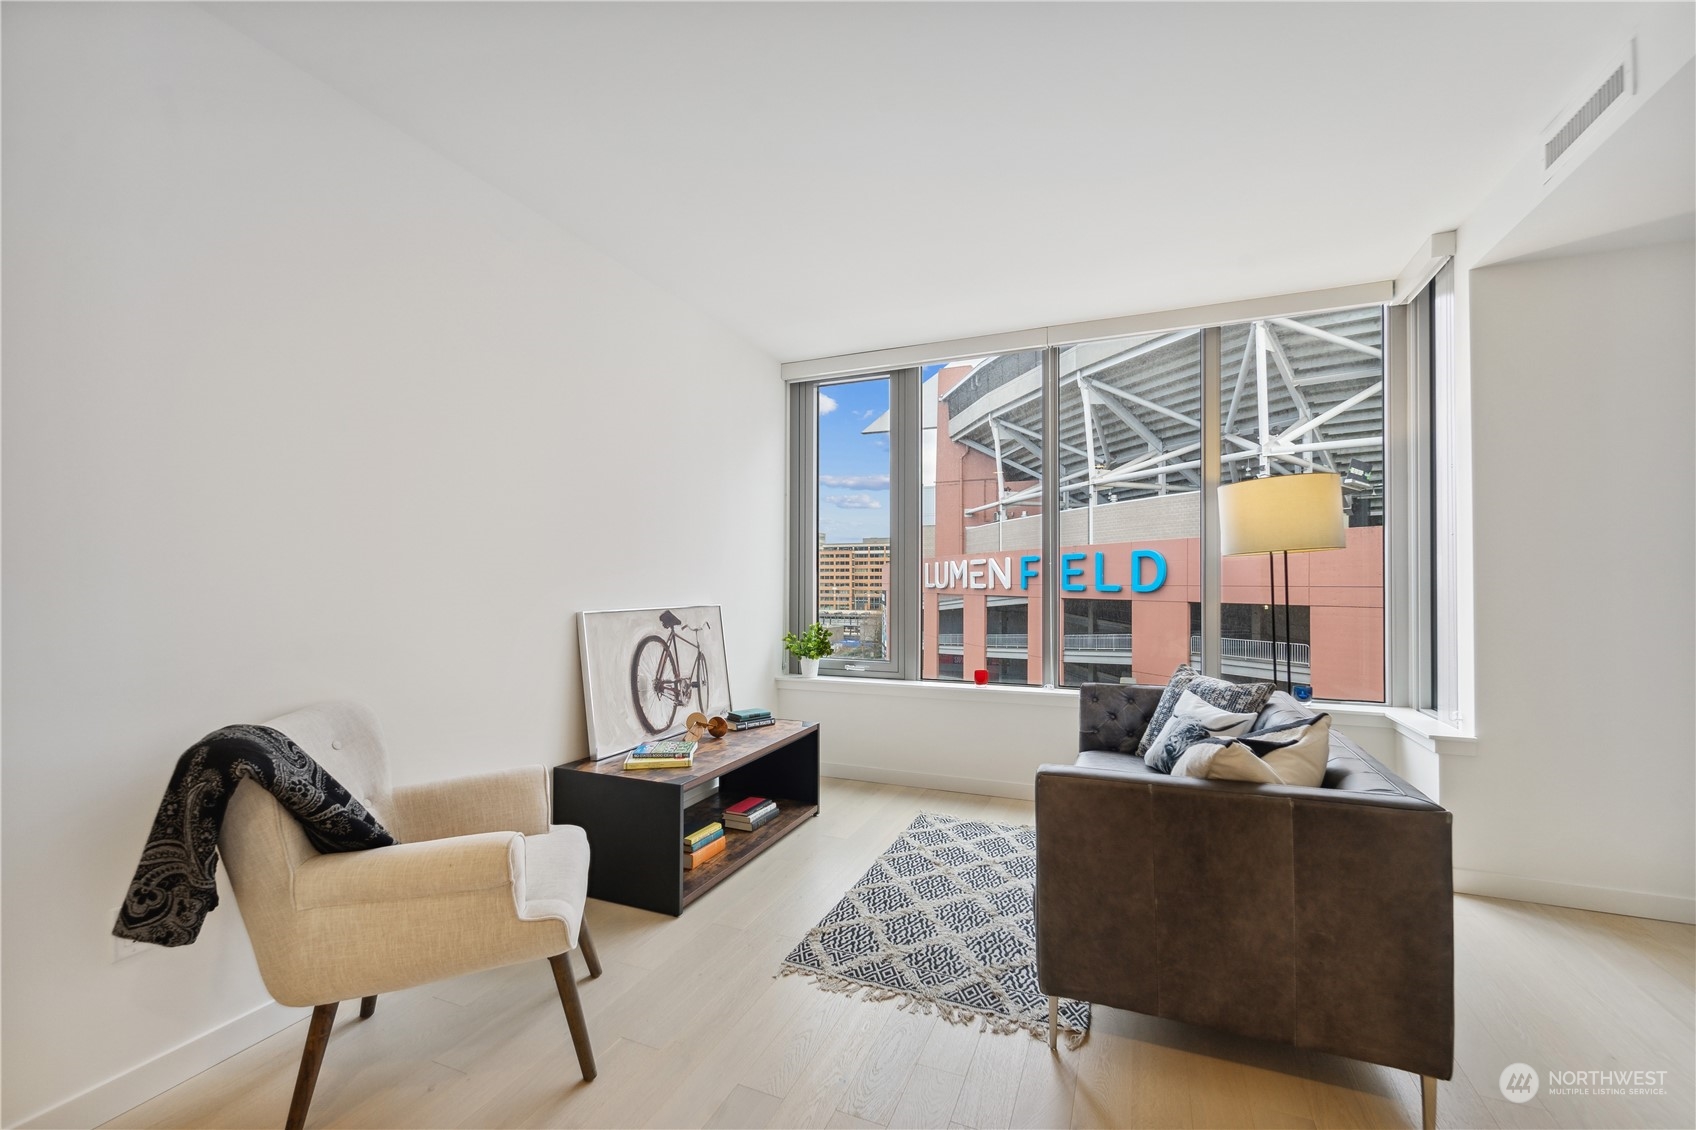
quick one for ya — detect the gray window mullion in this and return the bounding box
[1200,327,1222,678]
[892,367,923,680]
[1041,348,1061,687]
[1386,301,1415,708]
[787,383,819,675]
[1431,263,1459,721]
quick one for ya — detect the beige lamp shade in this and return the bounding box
[1218,472,1347,556]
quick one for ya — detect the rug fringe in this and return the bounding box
[779,963,1088,1049]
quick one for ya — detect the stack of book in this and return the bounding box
[723,795,779,831]
[727,708,775,732]
[684,821,725,868]
[622,739,697,771]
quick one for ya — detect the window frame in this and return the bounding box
[786,283,1445,711]
[787,368,920,679]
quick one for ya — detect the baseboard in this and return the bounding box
[822,761,1035,801]
[1454,867,1696,925]
[13,999,306,1130]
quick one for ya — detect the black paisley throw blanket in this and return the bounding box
[114,724,396,947]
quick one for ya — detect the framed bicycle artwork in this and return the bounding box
[578,605,733,759]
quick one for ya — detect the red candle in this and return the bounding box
[973,669,989,685]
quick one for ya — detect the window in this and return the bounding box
[1057,332,1201,687]
[811,376,892,663]
[919,351,1045,684]
[789,295,1427,706]
[1219,310,1386,701]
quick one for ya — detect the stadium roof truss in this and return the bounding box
[944,307,1387,525]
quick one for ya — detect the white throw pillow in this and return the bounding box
[1171,740,1280,783]
[1170,713,1332,788]
[1247,713,1331,788]
[1142,690,1257,773]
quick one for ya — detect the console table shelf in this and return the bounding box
[552,720,819,916]
[680,795,818,907]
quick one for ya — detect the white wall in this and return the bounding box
[0,5,781,1126]
[1444,239,1695,921]
[776,680,1079,799]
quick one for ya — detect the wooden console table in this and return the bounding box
[552,720,819,916]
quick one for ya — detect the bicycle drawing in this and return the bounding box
[629,609,713,735]
[578,604,731,758]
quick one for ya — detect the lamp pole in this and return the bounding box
[1267,551,1279,690]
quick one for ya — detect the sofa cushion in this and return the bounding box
[1073,749,1162,777]
[1134,665,1274,759]
[1142,690,1258,773]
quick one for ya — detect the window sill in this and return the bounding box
[775,674,1077,705]
[775,676,1477,752]
[1315,702,1476,753]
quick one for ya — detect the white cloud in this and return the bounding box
[826,493,882,510]
[819,473,891,489]
[818,392,838,416]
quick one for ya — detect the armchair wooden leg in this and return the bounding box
[1048,996,1059,1051]
[286,1002,338,1130]
[548,953,597,1082]
[578,917,602,979]
[1421,1074,1437,1130]
[359,995,377,1019]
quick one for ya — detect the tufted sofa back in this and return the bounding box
[1077,682,1164,753]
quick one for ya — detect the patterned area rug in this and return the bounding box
[782,812,1089,1045]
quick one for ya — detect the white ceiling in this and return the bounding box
[211,2,1668,361]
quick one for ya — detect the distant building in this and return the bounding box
[817,538,890,657]
[817,537,890,613]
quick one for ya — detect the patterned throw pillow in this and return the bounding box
[1144,720,1227,774]
[1142,690,1259,773]
[1134,665,1275,759]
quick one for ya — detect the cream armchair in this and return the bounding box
[219,702,599,1130]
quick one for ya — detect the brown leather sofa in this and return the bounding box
[1035,683,1453,1130]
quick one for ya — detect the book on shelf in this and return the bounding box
[623,753,692,770]
[730,717,775,731]
[634,739,697,757]
[685,827,724,853]
[684,834,727,869]
[622,737,697,770]
[726,708,772,723]
[724,799,779,831]
[723,796,769,816]
[683,822,723,849]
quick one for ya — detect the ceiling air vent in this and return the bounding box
[1542,42,1636,182]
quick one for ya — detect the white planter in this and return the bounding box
[799,657,821,678]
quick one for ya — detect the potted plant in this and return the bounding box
[783,622,834,677]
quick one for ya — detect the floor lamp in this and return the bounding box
[1217,471,1347,691]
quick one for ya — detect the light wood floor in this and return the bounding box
[103,779,1694,1130]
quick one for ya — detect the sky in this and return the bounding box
[817,377,890,543]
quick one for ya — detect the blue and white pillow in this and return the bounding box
[1142,690,1258,773]
[1135,665,1273,760]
